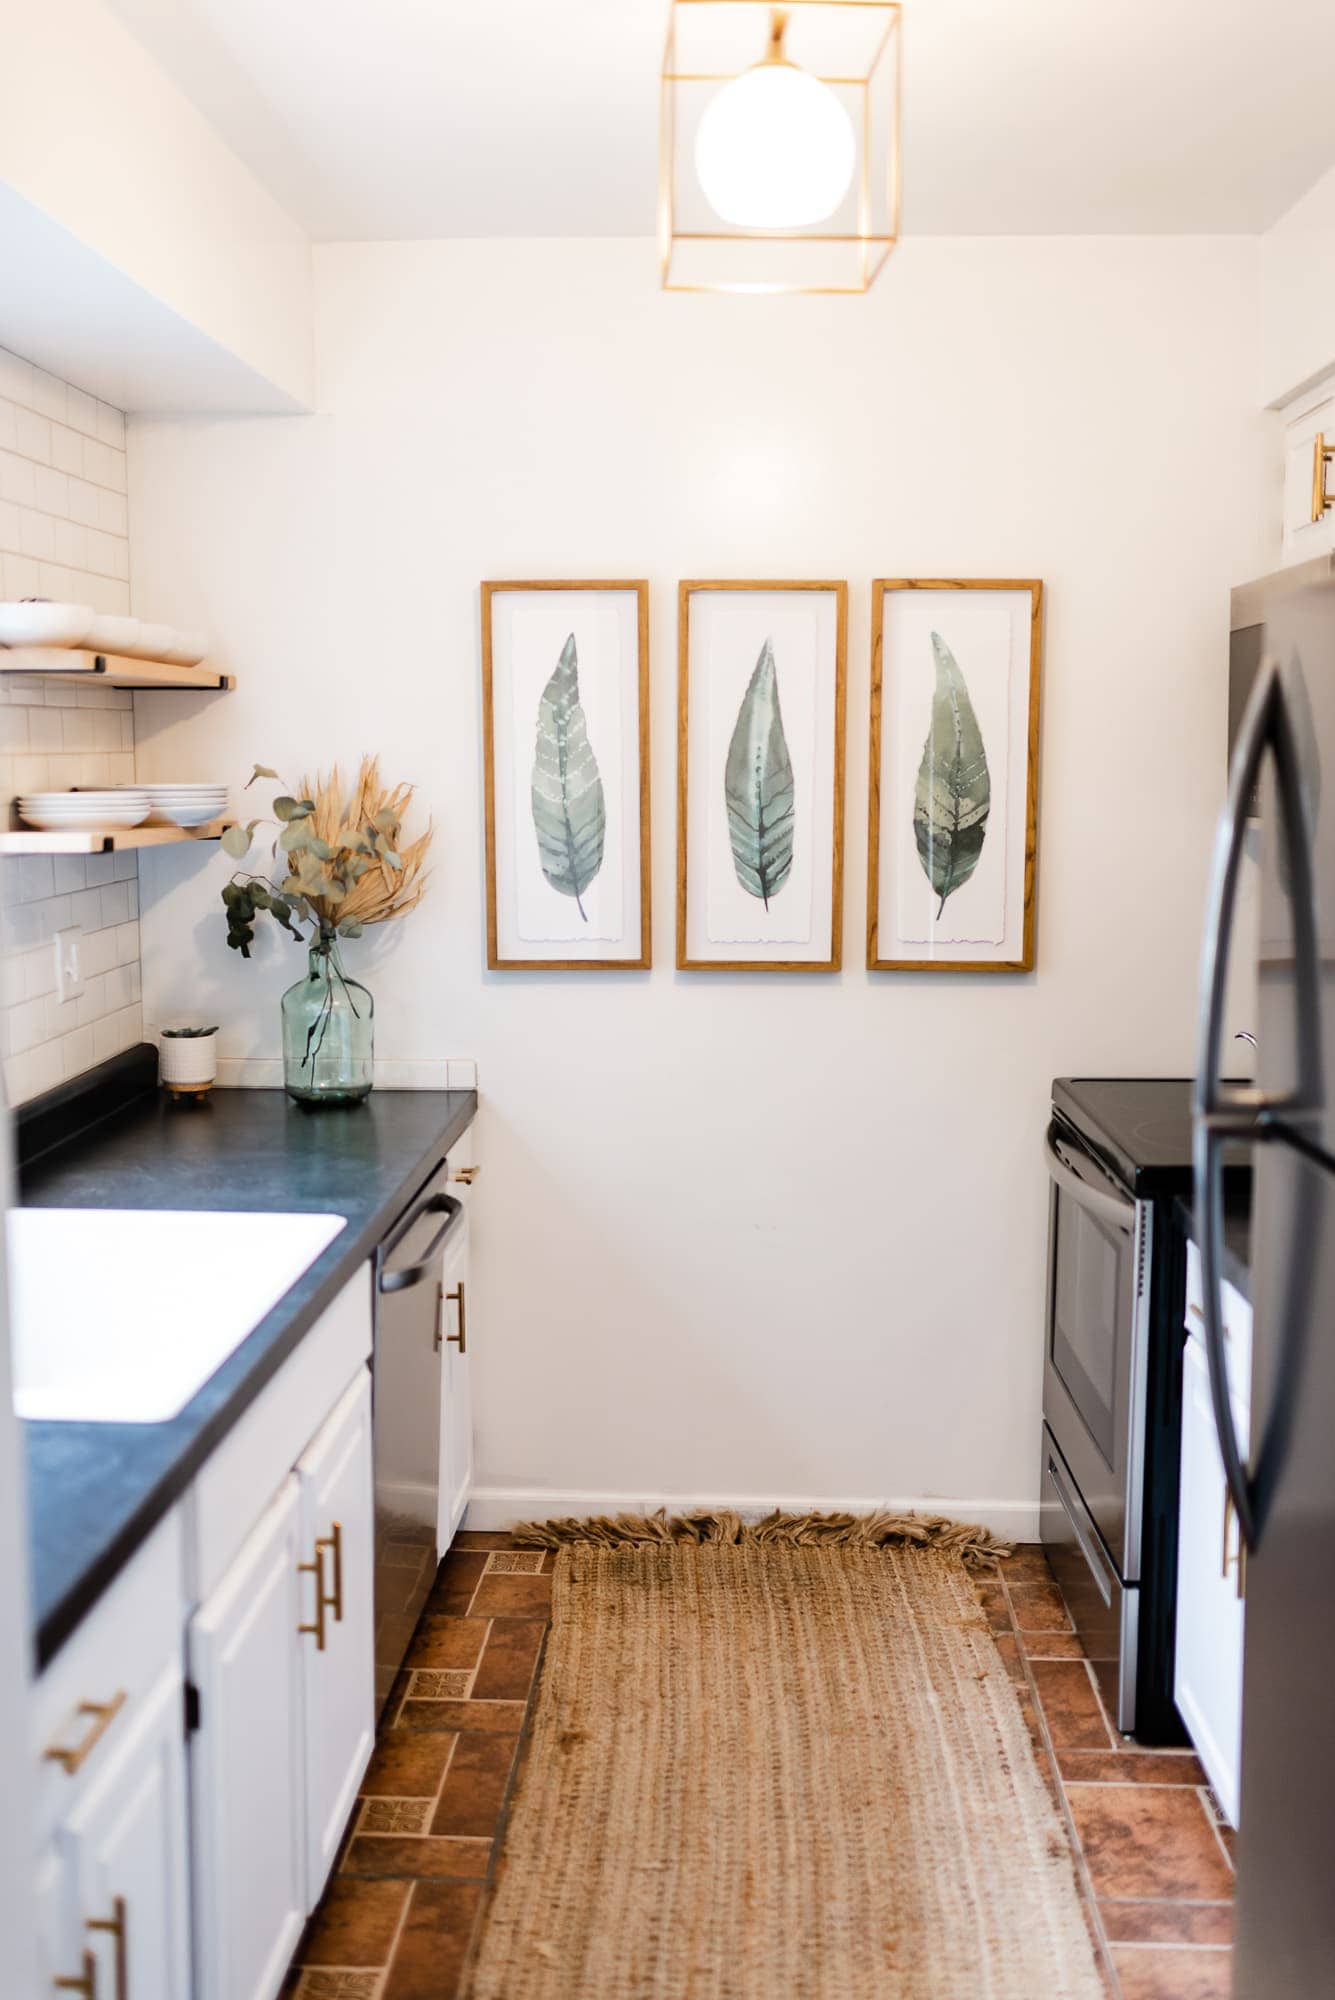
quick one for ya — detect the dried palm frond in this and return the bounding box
[292,756,433,930]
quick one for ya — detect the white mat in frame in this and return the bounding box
[482,580,651,970]
[678,579,848,971]
[868,578,1042,972]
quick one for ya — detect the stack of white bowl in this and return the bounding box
[18,791,150,831]
[139,782,230,828]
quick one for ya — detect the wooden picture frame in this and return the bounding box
[481,580,651,970]
[677,580,847,972]
[867,578,1042,972]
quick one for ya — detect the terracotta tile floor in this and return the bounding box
[283,1537,1233,2000]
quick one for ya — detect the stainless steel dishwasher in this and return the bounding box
[373,1164,465,1711]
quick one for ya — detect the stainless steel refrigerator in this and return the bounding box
[1197,553,1335,1997]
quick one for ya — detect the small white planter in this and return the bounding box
[159,1029,219,1098]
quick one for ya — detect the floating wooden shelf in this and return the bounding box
[0,648,233,691]
[0,820,234,855]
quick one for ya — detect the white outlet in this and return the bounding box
[53,926,84,1005]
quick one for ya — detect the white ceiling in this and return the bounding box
[107,0,1335,239]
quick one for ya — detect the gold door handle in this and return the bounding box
[87,1897,126,2000]
[44,1694,126,1776]
[445,1280,467,1354]
[319,1522,344,1623]
[1313,432,1335,523]
[54,1951,97,1996]
[451,1165,480,1184]
[1221,1484,1234,1578]
[299,1543,327,1651]
[1222,1486,1247,1599]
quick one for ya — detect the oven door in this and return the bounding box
[1042,1118,1152,1581]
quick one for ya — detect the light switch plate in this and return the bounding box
[53,926,83,1004]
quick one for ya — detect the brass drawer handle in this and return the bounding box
[299,1543,327,1651]
[44,1693,126,1776]
[1222,1487,1247,1601]
[319,1522,344,1624]
[1313,432,1335,524]
[451,1165,480,1185]
[87,1897,127,2000]
[54,1950,97,1996]
[445,1280,467,1355]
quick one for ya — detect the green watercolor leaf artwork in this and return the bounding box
[913,630,990,917]
[531,633,606,922]
[725,636,795,909]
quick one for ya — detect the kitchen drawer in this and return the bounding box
[191,1263,372,1602]
[1183,1240,1253,1406]
[30,1506,185,1847]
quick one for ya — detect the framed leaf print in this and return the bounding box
[677,581,847,971]
[482,581,650,969]
[867,579,1042,972]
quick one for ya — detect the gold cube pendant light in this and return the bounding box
[660,0,902,295]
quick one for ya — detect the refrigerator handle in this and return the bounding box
[1192,654,1322,1553]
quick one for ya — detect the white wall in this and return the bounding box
[130,236,1268,1533]
[1261,160,1335,407]
[0,0,312,411]
[0,345,144,1106]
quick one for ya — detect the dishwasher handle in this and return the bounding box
[378,1192,464,1293]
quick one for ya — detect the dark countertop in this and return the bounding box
[1052,1074,1252,1298]
[1052,1077,1196,1197]
[20,1079,477,1669]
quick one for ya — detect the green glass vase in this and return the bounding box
[281,931,373,1105]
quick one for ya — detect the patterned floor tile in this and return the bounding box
[1109,1943,1233,1998]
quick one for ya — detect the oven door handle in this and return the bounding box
[1044,1123,1136,1234]
[378,1194,464,1293]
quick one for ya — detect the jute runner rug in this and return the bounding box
[461,1513,1106,2000]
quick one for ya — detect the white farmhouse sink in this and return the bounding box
[7,1208,347,1423]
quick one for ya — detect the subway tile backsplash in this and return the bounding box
[0,344,142,1107]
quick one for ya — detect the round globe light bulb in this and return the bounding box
[694,39,855,230]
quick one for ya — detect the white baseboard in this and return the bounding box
[464,1486,1040,1543]
[205,1055,478,1090]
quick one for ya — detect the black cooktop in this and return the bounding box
[1052,1077,1194,1195]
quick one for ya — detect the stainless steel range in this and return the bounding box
[1040,1078,1205,1741]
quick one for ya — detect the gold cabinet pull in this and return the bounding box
[1221,1486,1246,1599]
[445,1280,467,1355]
[54,1950,97,1996]
[44,1694,126,1776]
[319,1522,344,1624]
[451,1165,480,1185]
[299,1543,327,1651]
[87,1897,127,2000]
[1313,432,1335,523]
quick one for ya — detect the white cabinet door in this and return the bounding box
[438,1214,474,1548]
[189,1475,307,2000]
[63,1661,191,2000]
[297,1366,375,1906]
[1281,385,1335,566]
[35,1844,80,1997]
[1175,1335,1247,1825]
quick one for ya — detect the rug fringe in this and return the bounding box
[510,1507,1011,1569]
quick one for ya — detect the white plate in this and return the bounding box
[24,793,150,807]
[19,808,151,830]
[0,601,95,648]
[82,615,208,667]
[145,807,224,828]
[20,791,149,804]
